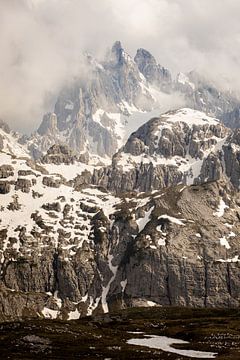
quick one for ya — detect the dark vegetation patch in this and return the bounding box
[0,307,239,359]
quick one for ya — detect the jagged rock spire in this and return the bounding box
[134,48,172,90]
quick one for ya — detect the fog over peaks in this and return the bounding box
[1,0,240,132]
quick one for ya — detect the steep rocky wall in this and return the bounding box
[0,180,240,321]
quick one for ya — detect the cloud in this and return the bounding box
[1,0,240,132]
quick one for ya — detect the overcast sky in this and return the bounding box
[1,0,240,133]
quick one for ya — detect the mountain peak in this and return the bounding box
[135,48,156,63]
[110,41,132,65]
[111,40,124,62]
[134,48,171,89]
[111,40,123,52]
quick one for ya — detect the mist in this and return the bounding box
[1,0,240,133]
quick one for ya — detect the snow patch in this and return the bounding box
[213,199,228,217]
[217,255,239,263]
[101,254,118,313]
[42,307,59,319]
[158,215,185,226]
[220,236,230,249]
[127,334,217,358]
[146,301,158,307]
[120,279,127,293]
[136,206,154,232]
[68,308,80,320]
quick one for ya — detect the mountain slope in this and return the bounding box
[0,120,29,158]
[0,109,240,321]
[93,108,237,192]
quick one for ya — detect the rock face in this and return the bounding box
[15,178,32,193]
[0,108,240,322]
[0,172,240,320]
[134,48,172,92]
[0,165,14,179]
[42,176,62,188]
[115,181,240,309]
[41,144,88,165]
[223,107,240,129]
[223,129,240,188]
[0,181,11,194]
[24,41,158,160]
[92,109,233,193]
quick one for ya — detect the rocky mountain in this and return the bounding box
[175,71,240,127]
[92,108,239,192]
[18,41,240,163]
[134,48,172,92]
[0,108,240,321]
[23,42,161,161]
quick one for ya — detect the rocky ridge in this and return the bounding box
[0,108,240,321]
[23,41,159,160]
[92,108,240,193]
[18,41,240,162]
[175,71,240,126]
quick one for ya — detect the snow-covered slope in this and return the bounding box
[0,127,29,158]
[93,108,237,192]
[0,153,120,262]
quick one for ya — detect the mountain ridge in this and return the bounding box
[0,107,240,321]
[11,41,240,163]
